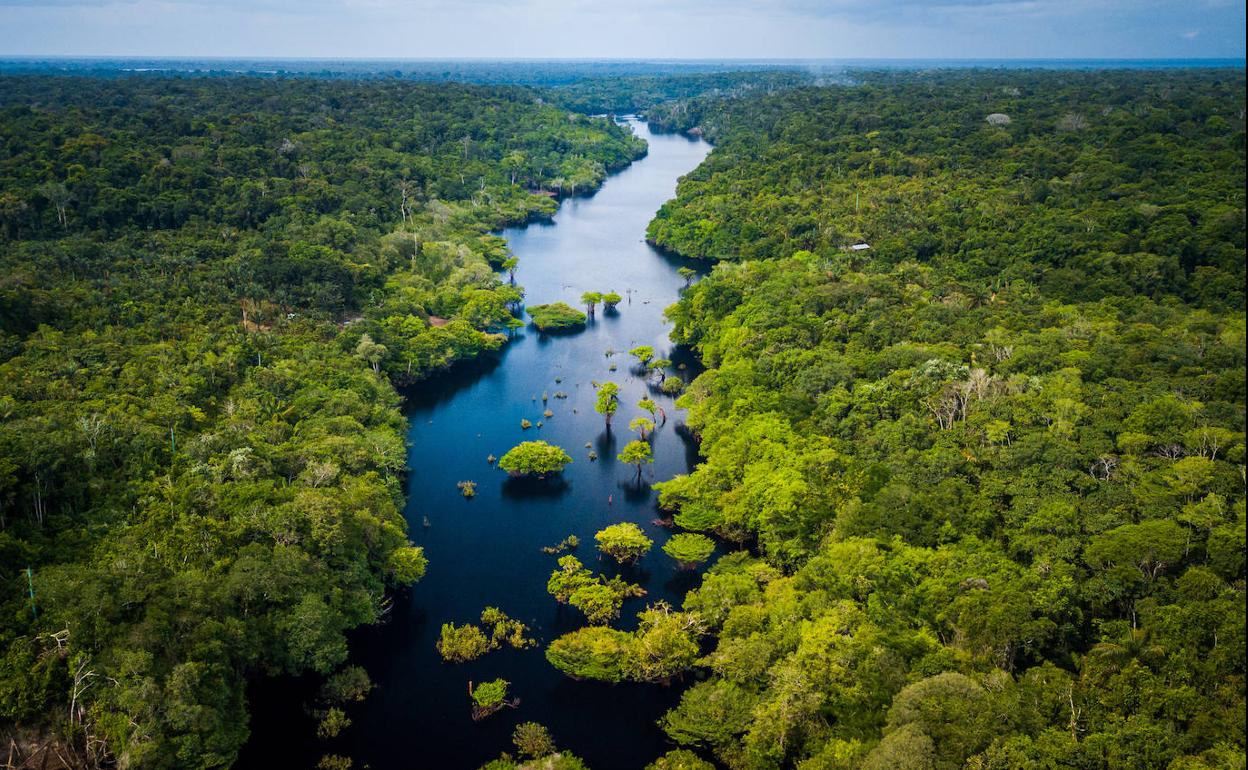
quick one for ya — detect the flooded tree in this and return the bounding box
[647,358,671,382]
[469,678,516,720]
[437,623,491,663]
[618,439,653,480]
[595,381,620,427]
[595,522,653,564]
[581,290,603,317]
[545,602,702,684]
[629,345,655,369]
[528,302,587,331]
[629,416,655,440]
[512,723,556,760]
[638,397,666,426]
[547,555,645,623]
[497,440,572,478]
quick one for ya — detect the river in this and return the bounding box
[241,118,713,769]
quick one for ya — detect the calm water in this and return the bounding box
[241,118,712,769]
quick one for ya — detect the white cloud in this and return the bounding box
[0,0,1243,57]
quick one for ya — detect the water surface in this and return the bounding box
[244,118,713,769]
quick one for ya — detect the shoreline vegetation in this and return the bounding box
[0,74,644,767]
[635,68,1247,770]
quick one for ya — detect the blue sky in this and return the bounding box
[0,0,1244,59]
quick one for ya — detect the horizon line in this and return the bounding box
[1,55,1245,63]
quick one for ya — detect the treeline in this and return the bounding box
[547,71,812,121]
[558,69,1246,768]
[648,68,1245,313]
[0,76,643,767]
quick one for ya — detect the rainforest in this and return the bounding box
[0,59,1244,770]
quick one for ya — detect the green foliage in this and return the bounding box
[497,440,572,477]
[661,679,761,750]
[528,302,588,331]
[547,555,597,604]
[629,416,656,438]
[479,755,589,770]
[662,533,716,569]
[660,376,684,395]
[541,534,580,554]
[602,292,623,309]
[548,69,811,119]
[630,345,656,366]
[649,68,1246,770]
[0,73,644,766]
[581,291,604,313]
[481,606,537,650]
[470,678,510,709]
[320,666,373,705]
[438,608,534,662]
[316,707,352,739]
[437,623,492,663]
[317,755,354,770]
[595,522,654,564]
[546,602,702,684]
[618,439,655,477]
[595,381,621,425]
[646,749,715,770]
[545,626,635,683]
[388,546,429,583]
[546,555,646,624]
[512,722,556,759]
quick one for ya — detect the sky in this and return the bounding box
[0,0,1244,60]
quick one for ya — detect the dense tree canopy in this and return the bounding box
[642,68,1246,770]
[2,63,1244,770]
[0,74,643,767]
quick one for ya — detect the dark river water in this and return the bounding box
[240,118,713,770]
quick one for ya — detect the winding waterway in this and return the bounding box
[242,118,712,769]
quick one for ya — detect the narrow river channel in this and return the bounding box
[243,118,714,769]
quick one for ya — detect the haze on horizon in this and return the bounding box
[0,0,1244,61]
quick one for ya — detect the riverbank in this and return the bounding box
[238,118,713,770]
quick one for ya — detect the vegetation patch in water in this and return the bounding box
[541,534,580,554]
[595,522,654,564]
[469,678,516,720]
[497,440,573,477]
[528,302,587,330]
[545,602,703,684]
[438,608,535,663]
[546,555,647,624]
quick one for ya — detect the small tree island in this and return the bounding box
[497,440,573,478]
[595,522,654,564]
[528,302,587,331]
[469,678,517,720]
